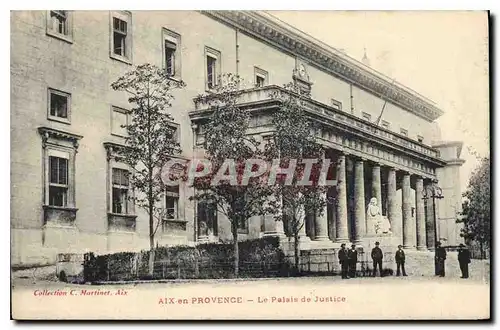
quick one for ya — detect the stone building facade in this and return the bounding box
[11,10,464,266]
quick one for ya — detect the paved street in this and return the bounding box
[11,263,490,320]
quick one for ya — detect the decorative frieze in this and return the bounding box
[189,86,444,179]
[317,128,437,179]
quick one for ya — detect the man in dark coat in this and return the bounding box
[458,243,471,279]
[348,244,358,278]
[338,243,349,279]
[435,242,447,277]
[395,245,408,276]
[371,241,384,277]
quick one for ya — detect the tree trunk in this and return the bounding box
[294,230,299,274]
[148,248,155,277]
[148,173,155,276]
[232,220,239,277]
[147,89,155,277]
[480,241,484,259]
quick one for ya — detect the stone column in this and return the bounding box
[425,180,436,250]
[262,195,285,238]
[314,196,329,241]
[296,202,310,243]
[402,172,415,249]
[415,177,427,250]
[367,163,381,236]
[353,158,366,242]
[305,208,315,239]
[387,167,401,242]
[335,153,349,242]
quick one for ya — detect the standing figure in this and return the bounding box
[338,243,349,279]
[348,244,358,278]
[395,245,408,276]
[371,241,384,277]
[435,242,447,277]
[458,243,471,279]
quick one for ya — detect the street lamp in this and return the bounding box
[422,181,444,248]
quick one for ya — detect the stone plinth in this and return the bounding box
[361,234,401,251]
[262,216,287,238]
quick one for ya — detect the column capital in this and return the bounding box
[351,155,367,162]
[414,175,424,182]
[337,151,347,158]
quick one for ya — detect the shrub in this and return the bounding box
[83,236,285,282]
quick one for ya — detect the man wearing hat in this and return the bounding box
[435,242,447,277]
[348,244,358,278]
[338,243,349,279]
[371,241,384,277]
[457,243,471,279]
[395,245,408,276]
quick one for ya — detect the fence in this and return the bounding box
[84,254,290,282]
[82,236,294,283]
[292,251,395,277]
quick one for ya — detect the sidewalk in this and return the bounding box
[11,259,489,287]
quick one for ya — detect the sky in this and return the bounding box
[269,11,490,192]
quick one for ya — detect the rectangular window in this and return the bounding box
[162,29,181,79]
[254,67,268,88]
[110,11,132,63]
[112,168,130,214]
[165,42,176,75]
[46,10,72,42]
[197,201,218,236]
[167,122,180,143]
[256,75,265,88]
[48,89,70,123]
[50,11,68,34]
[400,128,408,136]
[111,106,128,137]
[237,217,248,231]
[165,186,179,220]
[48,156,68,207]
[381,120,390,129]
[205,47,221,90]
[207,56,217,89]
[113,18,127,57]
[417,135,424,143]
[362,112,372,121]
[41,128,80,222]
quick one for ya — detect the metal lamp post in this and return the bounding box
[422,181,444,247]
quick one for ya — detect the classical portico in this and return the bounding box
[296,151,442,250]
[190,85,448,251]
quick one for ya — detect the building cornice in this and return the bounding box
[189,85,447,173]
[444,159,466,166]
[202,10,445,122]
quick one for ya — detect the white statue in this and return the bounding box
[366,197,392,235]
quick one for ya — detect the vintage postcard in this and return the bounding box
[10,10,490,320]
